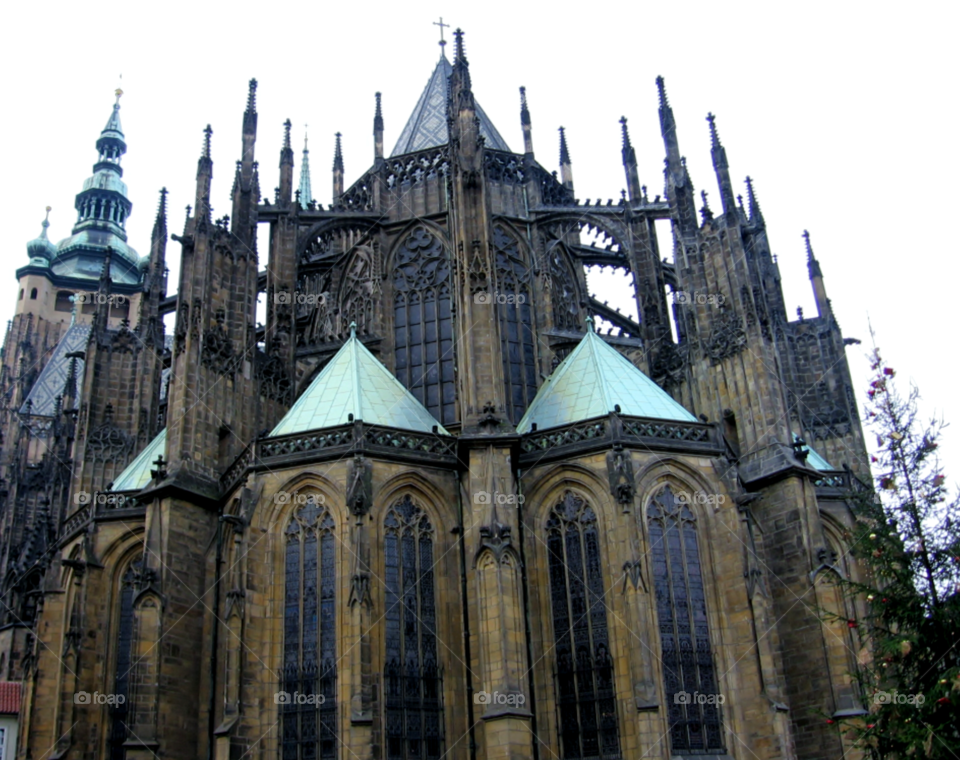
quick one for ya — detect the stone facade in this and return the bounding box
[1,30,871,760]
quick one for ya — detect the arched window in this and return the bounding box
[393,227,456,425]
[647,485,724,754]
[384,495,443,760]
[109,554,142,760]
[493,225,537,422]
[30,288,38,300]
[282,497,337,760]
[546,491,620,760]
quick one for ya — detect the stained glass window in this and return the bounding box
[282,497,337,760]
[547,491,620,760]
[109,554,142,760]
[393,227,456,425]
[493,225,538,422]
[647,485,724,754]
[384,495,443,760]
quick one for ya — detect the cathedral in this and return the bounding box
[0,28,873,760]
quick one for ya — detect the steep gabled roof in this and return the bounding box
[391,54,510,156]
[516,328,696,434]
[20,323,91,416]
[111,428,167,492]
[271,330,448,436]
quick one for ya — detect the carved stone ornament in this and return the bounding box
[256,353,291,404]
[201,311,238,376]
[606,444,636,510]
[706,307,746,363]
[346,454,373,518]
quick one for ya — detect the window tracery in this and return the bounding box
[546,491,620,760]
[384,495,443,760]
[282,496,337,760]
[109,554,142,760]
[647,485,724,754]
[393,228,456,424]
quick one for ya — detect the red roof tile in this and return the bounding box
[0,682,21,714]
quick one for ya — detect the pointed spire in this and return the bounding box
[520,86,534,156]
[98,88,126,156]
[520,87,530,126]
[373,92,385,162]
[153,187,168,238]
[332,132,344,200]
[804,230,829,317]
[278,119,294,204]
[454,28,466,63]
[299,129,313,209]
[195,125,213,222]
[620,116,641,202]
[656,76,696,239]
[706,113,736,216]
[203,124,213,159]
[559,127,574,194]
[745,175,764,225]
[243,78,258,136]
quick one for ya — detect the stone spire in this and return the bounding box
[373,92,384,162]
[804,230,830,318]
[620,116,641,202]
[745,175,764,226]
[559,127,574,193]
[706,112,736,217]
[656,76,697,238]
[332,132,344,200]
[298,130,313,209]
[278,119,294,205]
[520,86,534,156]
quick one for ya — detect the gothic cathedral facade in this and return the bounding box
[0,30,870,760]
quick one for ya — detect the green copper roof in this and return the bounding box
[111,428,167,492]
[516,328,696,434]
[794,433,835,471]
[271,329,448,436]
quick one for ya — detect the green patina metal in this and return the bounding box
[111,427,167,492]
[271,327,449,437]
[516,326,697,434]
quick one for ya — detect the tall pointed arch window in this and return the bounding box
[109,554,142,760]
[282,496,337,760]
[547,491,620,760]
[393,227,456,424]
[384,495,443,760]
[493,225,538,422]
[647,485,724,754]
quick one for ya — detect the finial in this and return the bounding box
[745,176,763,222]
[520,86,530,125]
[374,93,383,131]
[157,187,167,217]
[559,126,571,165]
[350,321,357,338]
[619,116,632,149]
[283,119,292,150]
[333,132,344,171]
[42,206,51,232]
[700,190,713,222]
[706,112,721,148]
[304,124,309,153]
[433,17,450,55]
[585,315,596,332]
[202,124,212,158]
[656,75,669,108]
[114,88,123,105]
[246,78,258,113]
[803,229,815,262]
[453,28,465,61]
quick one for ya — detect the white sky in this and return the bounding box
[3,0,957,478]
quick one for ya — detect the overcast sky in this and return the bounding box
[3,0,957,478]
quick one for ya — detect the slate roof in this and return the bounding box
[111,428,167,492]
[516,328,696,434]
[391,54,510,156]
[271,330,448,436]
[20,324,91,416]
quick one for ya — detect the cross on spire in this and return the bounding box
[433,17,450,53]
